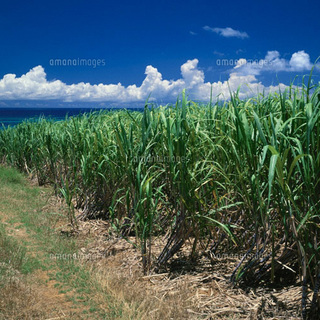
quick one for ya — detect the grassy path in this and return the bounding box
[0,166,127,320]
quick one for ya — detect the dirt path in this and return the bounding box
[7,225,82,319]
[0,178,98,319]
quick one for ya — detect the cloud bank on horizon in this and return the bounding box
[0,50,316,103]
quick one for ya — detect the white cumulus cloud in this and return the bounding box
[289,51,313,71]
[233,50,314,76]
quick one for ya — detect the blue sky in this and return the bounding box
[0,0,319,106]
